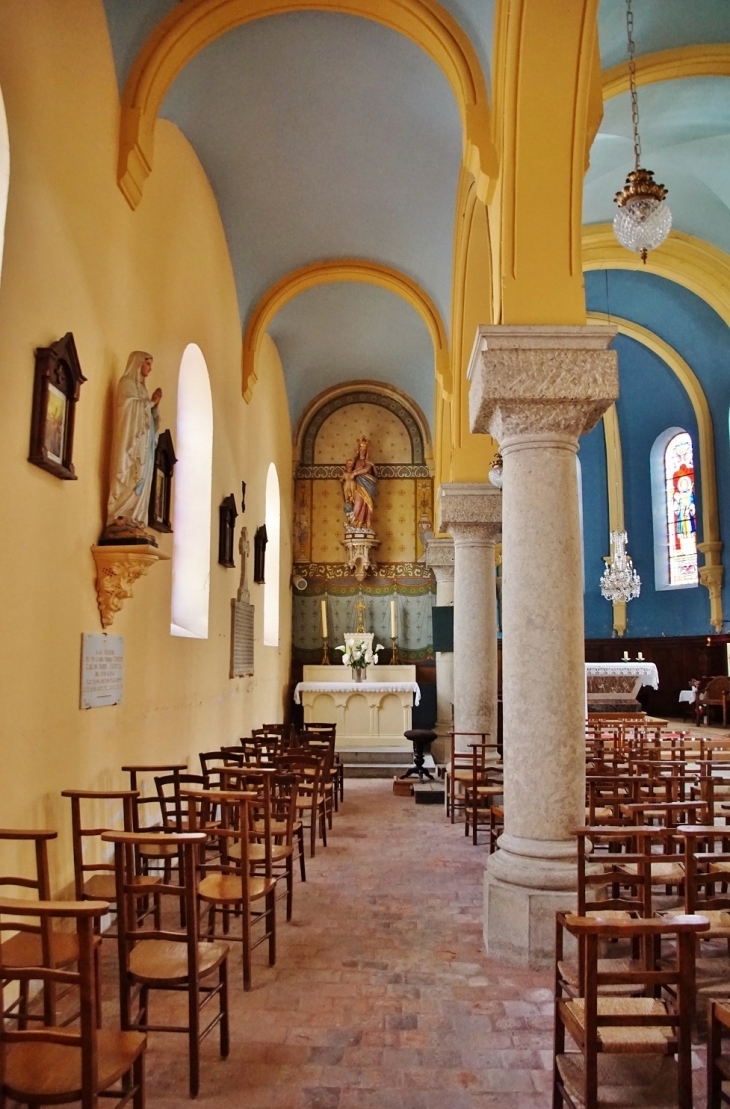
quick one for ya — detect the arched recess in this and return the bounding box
[0,87,9,289]
[582,225,730,332]
[294,380,433,472]
[586,311,724,633]
[241,259,449,404]
[601,402,628,637]
[602,44,730,100]
[171,344,214,639]
[263,463,281,646]
[117,0,495,210]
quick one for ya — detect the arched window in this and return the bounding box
[263,463,280,647]
[171,345,213,638]
[0,88,9,289]
[650,427,699,590]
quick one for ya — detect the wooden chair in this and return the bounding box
[0,895,146,1108]
[277,751,328,858]
[123,763,187,884]
[446,732,490,824]
[463,742,502,845]
[300,730,338,824]
[199,750,244,789]
[697,676,730,727]
[185,789,277,991]
[248,771,299,921]
[222,764,306,884]
[708,1000,730,1109]
[62,789,160,932]
[553,912,708,1109]
[302,722,343,806]
[488,804,503,855]
[103,829,229,1098]
[0,828,100,1028]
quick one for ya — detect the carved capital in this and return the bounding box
[468,325,619,444]
[437,483,501,546]
[91,544,170,629]
[341,535,380,583]
[698,541,725,633]
[424,537,455,583]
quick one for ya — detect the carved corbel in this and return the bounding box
[91,544,170,629]
[698,539,724,633]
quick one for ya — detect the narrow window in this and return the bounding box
[263,463,280,647]
[664,431,698,586]
[0,88,9,289]
[650,427,699,590]
[171,345,213,638]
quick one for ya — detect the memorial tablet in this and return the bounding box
[231,600,254,677]
[81,633,124,709]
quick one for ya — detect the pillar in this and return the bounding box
[424,537,455,764]
[437,484,501,754]
[469,324,618,968]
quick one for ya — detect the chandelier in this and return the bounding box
[600,531,641,603]
[612,0,671,263]
[488,452,503,489]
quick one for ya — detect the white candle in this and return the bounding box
[321,599,328,638]
[390,598,397,639]
[622,651,629,661]
[637,652,644,661]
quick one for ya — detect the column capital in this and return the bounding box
[437,483,501,546]
[424,537,455,583]
[468,325,619,443]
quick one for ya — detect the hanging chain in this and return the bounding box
[626,0,641,169]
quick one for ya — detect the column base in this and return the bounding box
[431,720,452,765]
[484,866,576,969]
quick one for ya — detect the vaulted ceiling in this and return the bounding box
[102,0,730,430]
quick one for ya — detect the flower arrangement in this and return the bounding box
[336,638,385,670]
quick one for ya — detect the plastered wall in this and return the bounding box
[0,0,292,892]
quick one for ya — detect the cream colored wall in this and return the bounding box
[0,0,292,892]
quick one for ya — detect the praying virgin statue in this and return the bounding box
[101,351,161,544]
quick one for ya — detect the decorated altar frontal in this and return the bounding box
[294,665,420,749]
[585,661,659,715]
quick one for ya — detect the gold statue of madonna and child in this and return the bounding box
[340,436,378,533]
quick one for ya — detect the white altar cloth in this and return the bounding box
[294,681,421,706]
[585,663,659,689]
[585,662,659,708]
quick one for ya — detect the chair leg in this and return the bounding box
[219,961,230,1058]
[188,969,200,1099]
[320,804,328,848]
[286,855,293,922]
[242,900,252,992]
[297,826,306,881]
[310,810,316,858]
[267,889,276,966]
[132,1050,145,1109]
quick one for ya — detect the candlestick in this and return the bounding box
[391,635,399,664]
[622,651,630,661]
[637,651,644,661]
[320,598,328,638]
[390,598,397,639]
[321,636,330,664]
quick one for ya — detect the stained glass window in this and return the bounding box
[664,431,698,586]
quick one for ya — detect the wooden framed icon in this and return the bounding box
[28,332,87,480]
[148,429,176,532]
[218,494,238,568]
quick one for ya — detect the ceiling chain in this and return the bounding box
[626,0,642,169]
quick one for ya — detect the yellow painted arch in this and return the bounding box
[603,44,730,100]
[241,259,450,402]
[587,310,724,631]
[582,225,730,332]
[117,0,495,209]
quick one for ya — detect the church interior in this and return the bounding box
[3,1,730,1106]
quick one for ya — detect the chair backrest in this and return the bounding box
[575,824,687,917]
[199,751,243,789]
[0,895,109,1105]
[61,790,137,900]
[678,825,730,916]
[154,773,206,832]
[122,763,187,832]
[183,789,258,887]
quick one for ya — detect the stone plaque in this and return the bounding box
[231,600,254,677]
[81,633,124,709]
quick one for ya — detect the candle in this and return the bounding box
[390,598,397,639]
[637,651,644,661]
[321,599,328,638]
[622,651,629,661]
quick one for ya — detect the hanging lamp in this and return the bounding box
[600,530,641,604]
[613,0,672,263]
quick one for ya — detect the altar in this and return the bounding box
[585,661,659,714]
[294,665,420,749]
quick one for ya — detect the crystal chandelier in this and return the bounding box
[613,0,671,263]
[488,452,503,489]
[600,531,641,603]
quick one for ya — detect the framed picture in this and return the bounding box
[254,525,268,584]
[148,429,176,532]
[29,332,87,480]
[218,494,238,568]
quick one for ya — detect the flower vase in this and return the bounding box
[352,668,364,683]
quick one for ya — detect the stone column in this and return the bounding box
[438,485,501,754]
[469,324,618,968]
[425,538,455,763]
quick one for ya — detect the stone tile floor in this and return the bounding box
[11,777,714,1106]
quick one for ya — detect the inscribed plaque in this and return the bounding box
[81,633,124,709]
[231,600,254,677]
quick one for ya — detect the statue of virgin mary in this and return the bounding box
[101,351,162,544]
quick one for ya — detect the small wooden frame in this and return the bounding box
[254,525,268,584]
[148,429,176,532]
[28,332,87,480]
[218,494,238,568]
